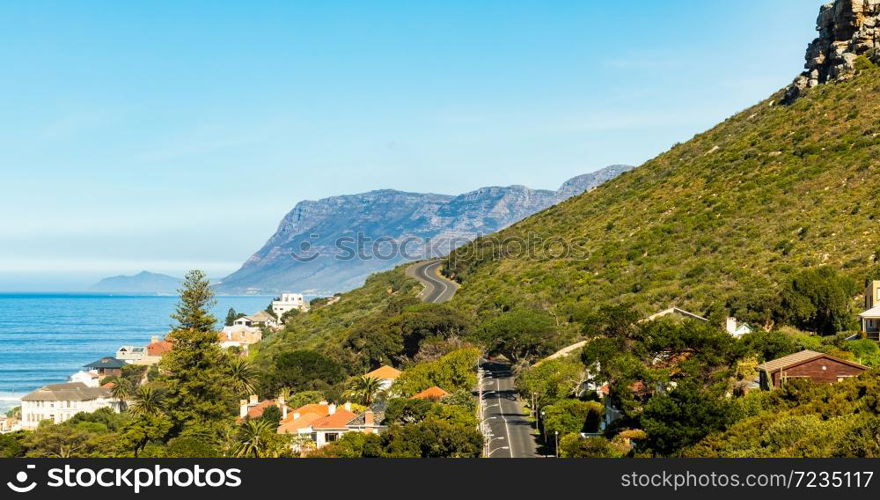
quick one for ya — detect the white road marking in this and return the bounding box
[496,376,514,458]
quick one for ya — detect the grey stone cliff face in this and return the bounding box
[218,165,632,295]
[784,0,880,103]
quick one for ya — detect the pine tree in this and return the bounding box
[171,270,217,333]
[225,308,238,327]
[161,270,235,435]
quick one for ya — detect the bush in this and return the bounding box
[559,434,625,458]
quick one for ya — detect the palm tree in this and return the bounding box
[234,419,276,458]
[344,376,384,406]
[229,358,256,397]
[129,386,164,417]
[110,379,133,412]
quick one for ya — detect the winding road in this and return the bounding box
[407,260,539,458]
[406,260,459,304]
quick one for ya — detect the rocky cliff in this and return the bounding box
[217,165,632,295]
[784,0,880,103]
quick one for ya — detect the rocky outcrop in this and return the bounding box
[783,0,880,103]
[217,165,633,295]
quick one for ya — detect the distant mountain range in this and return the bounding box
[216,165,633,295]
[90,271,181,295]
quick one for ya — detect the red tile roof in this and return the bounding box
[365,365,401,380]
[147,340,173,356]
[245,400,281,420]
[410,386,449,400]
[311,409,357,430]
[277,412,323,434]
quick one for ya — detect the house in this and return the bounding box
[83,357,126,377]
[859,280,880,340]
[69,370,101,388]
[20,382,119,430]
[271,293,310,321]
[115,345,147,363]
[725,317,753,338]
[756,350,868,390]
[277,401,333,436]
[276,401,360,448]
[642,307,708,323]
[243,310,279,329]
[219,325,262,350]
[345,401,387,435]
[364,365,402,391]
[239,394,288,421]
[410,386,449,401]
[232,316,255,327]
[128,336,174,366]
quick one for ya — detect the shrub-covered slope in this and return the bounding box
[445,64,880,324]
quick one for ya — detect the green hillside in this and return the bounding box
[445,61,880,328]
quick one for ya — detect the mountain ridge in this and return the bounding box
[89,271,182,295]
[217,165,633,295]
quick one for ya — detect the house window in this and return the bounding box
[326,433,339,442]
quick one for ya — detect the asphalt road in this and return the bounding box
[480,361,538,458]
[406,260,459,303]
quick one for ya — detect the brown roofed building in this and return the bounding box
[756,350,867,390]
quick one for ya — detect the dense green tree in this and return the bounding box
[309,431,383,458]
[381,418,483,458]
[480,309,556,362]
[165,436,220,458]
[742,330,799,362]
[262,350,345,394]
[171,270,217,333]
[0,432,24,458]
[560,434,625,458]
[642,382,735,456]
[542,400,603,437]
[161,270,236,435]
[121,413,172,457]
[780,267,858,335]
[258,405,282,426]
[383,398,434,425]
[393,348,479,397]
[517,357,586,407]
[225,308,246,327]
[280,308,301,324]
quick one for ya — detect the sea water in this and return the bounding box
[0,293,273,413]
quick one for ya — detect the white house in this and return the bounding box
[68,370,101,388]
[20,382,119,430]
[116,345,147,363]
[272,293,310,320]
[725,317,754,338]
[860,280,880,340]
[218,325,263,350]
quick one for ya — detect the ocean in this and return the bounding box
[0,293,274,413]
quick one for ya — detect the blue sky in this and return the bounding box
[0,0,820,290]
